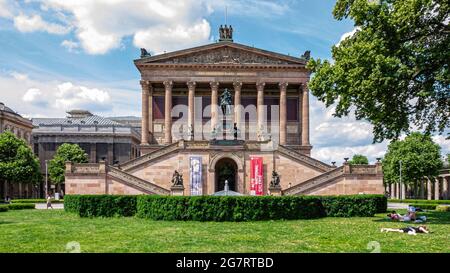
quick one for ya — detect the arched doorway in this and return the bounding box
[215,158,238,192]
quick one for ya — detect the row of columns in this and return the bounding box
[388,177,450,200]
[140,80,310,146]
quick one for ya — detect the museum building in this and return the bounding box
[65,26,384,196]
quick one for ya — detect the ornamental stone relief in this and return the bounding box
[162,47,293,65]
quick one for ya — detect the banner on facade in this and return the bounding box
[250,157,263,196]
[190,156,202,195]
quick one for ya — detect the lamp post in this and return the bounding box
[45,160,48,198]
[399,160,403,200]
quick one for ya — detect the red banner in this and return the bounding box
[250,157,263,196]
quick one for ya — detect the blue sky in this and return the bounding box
[0,0,448,163]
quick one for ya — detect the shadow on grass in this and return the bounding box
[372,211,450,224]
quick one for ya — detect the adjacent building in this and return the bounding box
[32,110,141,172]
[0,102,35,199]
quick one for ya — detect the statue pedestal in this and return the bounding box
[269,186,282,196]
[171,185,185,196]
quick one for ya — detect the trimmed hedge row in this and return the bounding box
[65,194,387,220]
[64,195,136,217]
[408,203,437,210]
[136,196,326,221]
[389,199,450,205]
[0,203,35,210]
[11,199,64,204]
[0,206,8,212]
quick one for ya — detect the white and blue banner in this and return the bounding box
[190,156,202,195]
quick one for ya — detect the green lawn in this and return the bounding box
[0,209,449,253]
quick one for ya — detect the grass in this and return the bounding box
[0,209,449,253]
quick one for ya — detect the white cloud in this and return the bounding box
[10,71,28,81]
[337,27,361,46]
[14,14,71,34]
[61,39,79,52]
[0,0,14,18]
[54,82,111,110]
[23,88,42,102]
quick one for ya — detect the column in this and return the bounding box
[256,82,265,139]
[210,81,219,132]
[90,143,97,163]
[434,177,440,200]
[187,81,196,138]
[301,82,310,146]
[279,82,288,145]
[140,80,150,145]
[148,84,153,142]
[442,176,449,200]
[419,179,425,199]
[163,80,173,144]
[233,81,242,128]
[427,178,432,200]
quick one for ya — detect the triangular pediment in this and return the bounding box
[135,42,307,66]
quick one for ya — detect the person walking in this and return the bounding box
[46,194,53,209]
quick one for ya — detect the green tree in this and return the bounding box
[307,0,449,142]
[382,132,442,190]
[0,132,41,189]
[348,154,369,165]
[49,143,88,184]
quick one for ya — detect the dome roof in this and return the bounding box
[0,102,22,117]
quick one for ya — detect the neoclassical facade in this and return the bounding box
[65,27,384,196]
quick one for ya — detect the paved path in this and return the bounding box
[387,202,409,210]
[35,203,64,210]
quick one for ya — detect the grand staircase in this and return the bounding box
[108,166,170,195]
[277,145,334,173]
[283,166,344,195]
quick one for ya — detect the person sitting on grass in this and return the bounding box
[381,226,429,236]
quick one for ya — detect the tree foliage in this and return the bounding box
[307,0,449,142]
[382,132,442,185]
[0,132,41,184]
[49,143,88,184]
[348,154,369,165]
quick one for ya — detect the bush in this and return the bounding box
[0,205,8,212]
[64,195,136,217]
[389,199,450,205]
[320,195,381,217]
[409,203,437,210]
[435,205,450,212]
[136,195,326,221]
[5,203,35,210]
[10,199,64,204]
[65,194,385,220]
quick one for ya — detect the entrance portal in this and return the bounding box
[215,158,237,192]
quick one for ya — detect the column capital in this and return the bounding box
[140,80,150,89]
[187,81,196,89]
[256,82,265,90]
[163,80,173,88]
[233,81,243,89]
[210,81,219,89]
[279,82,289,90]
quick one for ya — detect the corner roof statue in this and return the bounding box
[140,48,151,58]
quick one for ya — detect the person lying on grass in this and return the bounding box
[387,209,427,223]
[381,226,429,236]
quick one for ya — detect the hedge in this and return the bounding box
[0,206,8,212]
[0,203,35,210]
[408,203,437,210]
[136,195,326,221]
[64,195,136,217]
[389,199,450,205]
[11,199,64,204]
[320,194,386,217]
[64,194,386,220]
[436,205,450,212]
